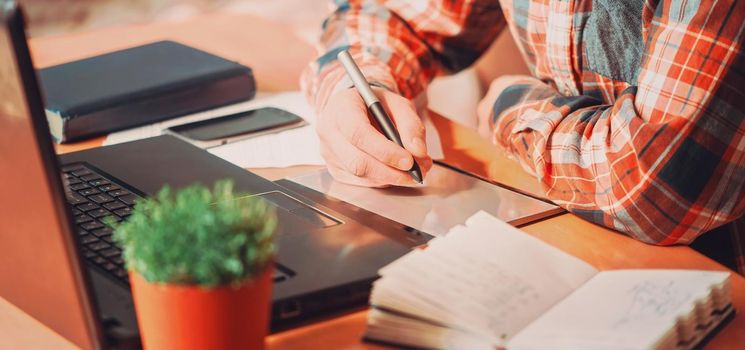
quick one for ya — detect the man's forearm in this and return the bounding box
[301,0,505,111]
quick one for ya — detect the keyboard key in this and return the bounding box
[119,194,138,207]
[89,242,110,251]
[114,207,133,217]
[76,229,89,236]
[76,202,99,212]
[65,177,82,186]
[78,188,101,196]
[100,248,120,258]
[71,169,91,177]
[81,221,104,231]
[98,184,120,192]
[92,256,107,265]
[81,236,99,245]
[119,195,137,206]
[62,164,85,173]
[66,193,88,205]
[88,208,109,218]
[111,256,125,265]
[82,249,97,259]
[74,214,93,224]
[69,183,90,191]
[71,208,83,216]
[108,189,130,197]
[103,201,126,211]
[88,194,115,204]
[88,179,110,187]
[80,174,101,182]
[92,227,113,237]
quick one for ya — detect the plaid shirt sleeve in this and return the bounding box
[304,0,745,271]
[490,1,745,248]
[300,0,505,112]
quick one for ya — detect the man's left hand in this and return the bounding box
[476,75,528,140]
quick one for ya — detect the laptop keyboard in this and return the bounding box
[61,164,137,285]
[61,163,291,286]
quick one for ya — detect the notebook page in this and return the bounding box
[370,211,598,345]
[508,270,730,350]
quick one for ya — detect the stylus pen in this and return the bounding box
[337,50,424,184]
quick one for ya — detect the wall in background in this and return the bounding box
[20,0,529,126]
[20,0,328,38]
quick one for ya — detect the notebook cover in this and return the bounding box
[39,40,256,143]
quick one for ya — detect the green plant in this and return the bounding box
[109,180,277,288]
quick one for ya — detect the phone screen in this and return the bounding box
[169,107,303,141]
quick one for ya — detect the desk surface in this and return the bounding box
[2,12,743,349]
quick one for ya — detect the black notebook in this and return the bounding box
[39,40,256,143]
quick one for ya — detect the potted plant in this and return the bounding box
[110,180,277,350]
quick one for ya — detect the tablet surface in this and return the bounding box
[289,163,562,236]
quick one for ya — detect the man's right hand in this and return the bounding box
[317,87,432,187]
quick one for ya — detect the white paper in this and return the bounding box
[369,211,598,346]
[103,92,325,167]
[509,270,730,350]
[104,91,443,168]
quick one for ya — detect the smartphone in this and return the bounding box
[166,107,306,148]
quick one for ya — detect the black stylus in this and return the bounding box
[337,50,424,184]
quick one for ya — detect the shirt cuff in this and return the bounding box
[303,55,399,114]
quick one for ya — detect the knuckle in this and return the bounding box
[347,155,369,177]
[401,116,424,135]
[412,122,425,137]
[376,147,399,166]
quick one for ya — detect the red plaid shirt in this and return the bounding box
[302,0,745,273]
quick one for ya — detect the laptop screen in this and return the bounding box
[0,2,101,349]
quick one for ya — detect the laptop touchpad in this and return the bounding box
[257,191,340,228]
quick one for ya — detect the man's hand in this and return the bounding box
[476,75,524,139]
[317,87,432,187]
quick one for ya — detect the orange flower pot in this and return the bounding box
[129,266,273,350]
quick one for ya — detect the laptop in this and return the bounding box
[0,2,561,349]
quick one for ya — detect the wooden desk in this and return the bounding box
[2,12,742,349]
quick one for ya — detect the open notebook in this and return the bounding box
[366,212,734,350]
